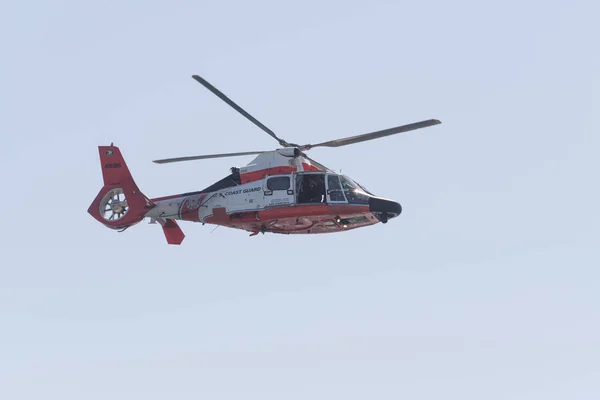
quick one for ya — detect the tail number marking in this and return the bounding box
[104,163,122,169]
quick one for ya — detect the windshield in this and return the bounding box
[340,175,370,204]
[355,181,373,195]
[340,175,373,195]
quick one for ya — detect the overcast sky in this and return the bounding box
[1,1,599,399]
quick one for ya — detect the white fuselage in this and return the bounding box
[145,174,296,223]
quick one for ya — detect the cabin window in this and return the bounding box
[296,173,326,203]
[267,176,290,191]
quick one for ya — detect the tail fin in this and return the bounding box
[88,144,186,244]
[88,145,155,231]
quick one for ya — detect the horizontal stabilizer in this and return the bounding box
[162,219,185,245]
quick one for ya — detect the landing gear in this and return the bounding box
[375,212,389,224]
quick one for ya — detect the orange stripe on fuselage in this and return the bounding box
[240,163,320,184]
[204,204,376,234]
[260,204,369,220]
[206,204,370,224]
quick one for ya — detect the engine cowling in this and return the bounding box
[275,147,301,157]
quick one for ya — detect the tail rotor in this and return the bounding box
[99,188,129,222]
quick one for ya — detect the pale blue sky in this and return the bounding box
[1,0,599,398]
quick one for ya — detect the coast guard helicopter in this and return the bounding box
[88,75,441,244]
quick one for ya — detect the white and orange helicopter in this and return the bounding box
[88,75,441,244]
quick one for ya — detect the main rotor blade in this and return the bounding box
[153,150,266,164]
[301,119,441,150]
[191,75,290,147]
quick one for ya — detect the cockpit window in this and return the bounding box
[327,174,346,202]
[340,176,370,204]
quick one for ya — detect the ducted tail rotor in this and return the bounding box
[100,188,129,222]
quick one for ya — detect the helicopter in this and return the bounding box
[88,75,441,245]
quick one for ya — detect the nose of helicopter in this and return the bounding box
[368,196,402,223]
